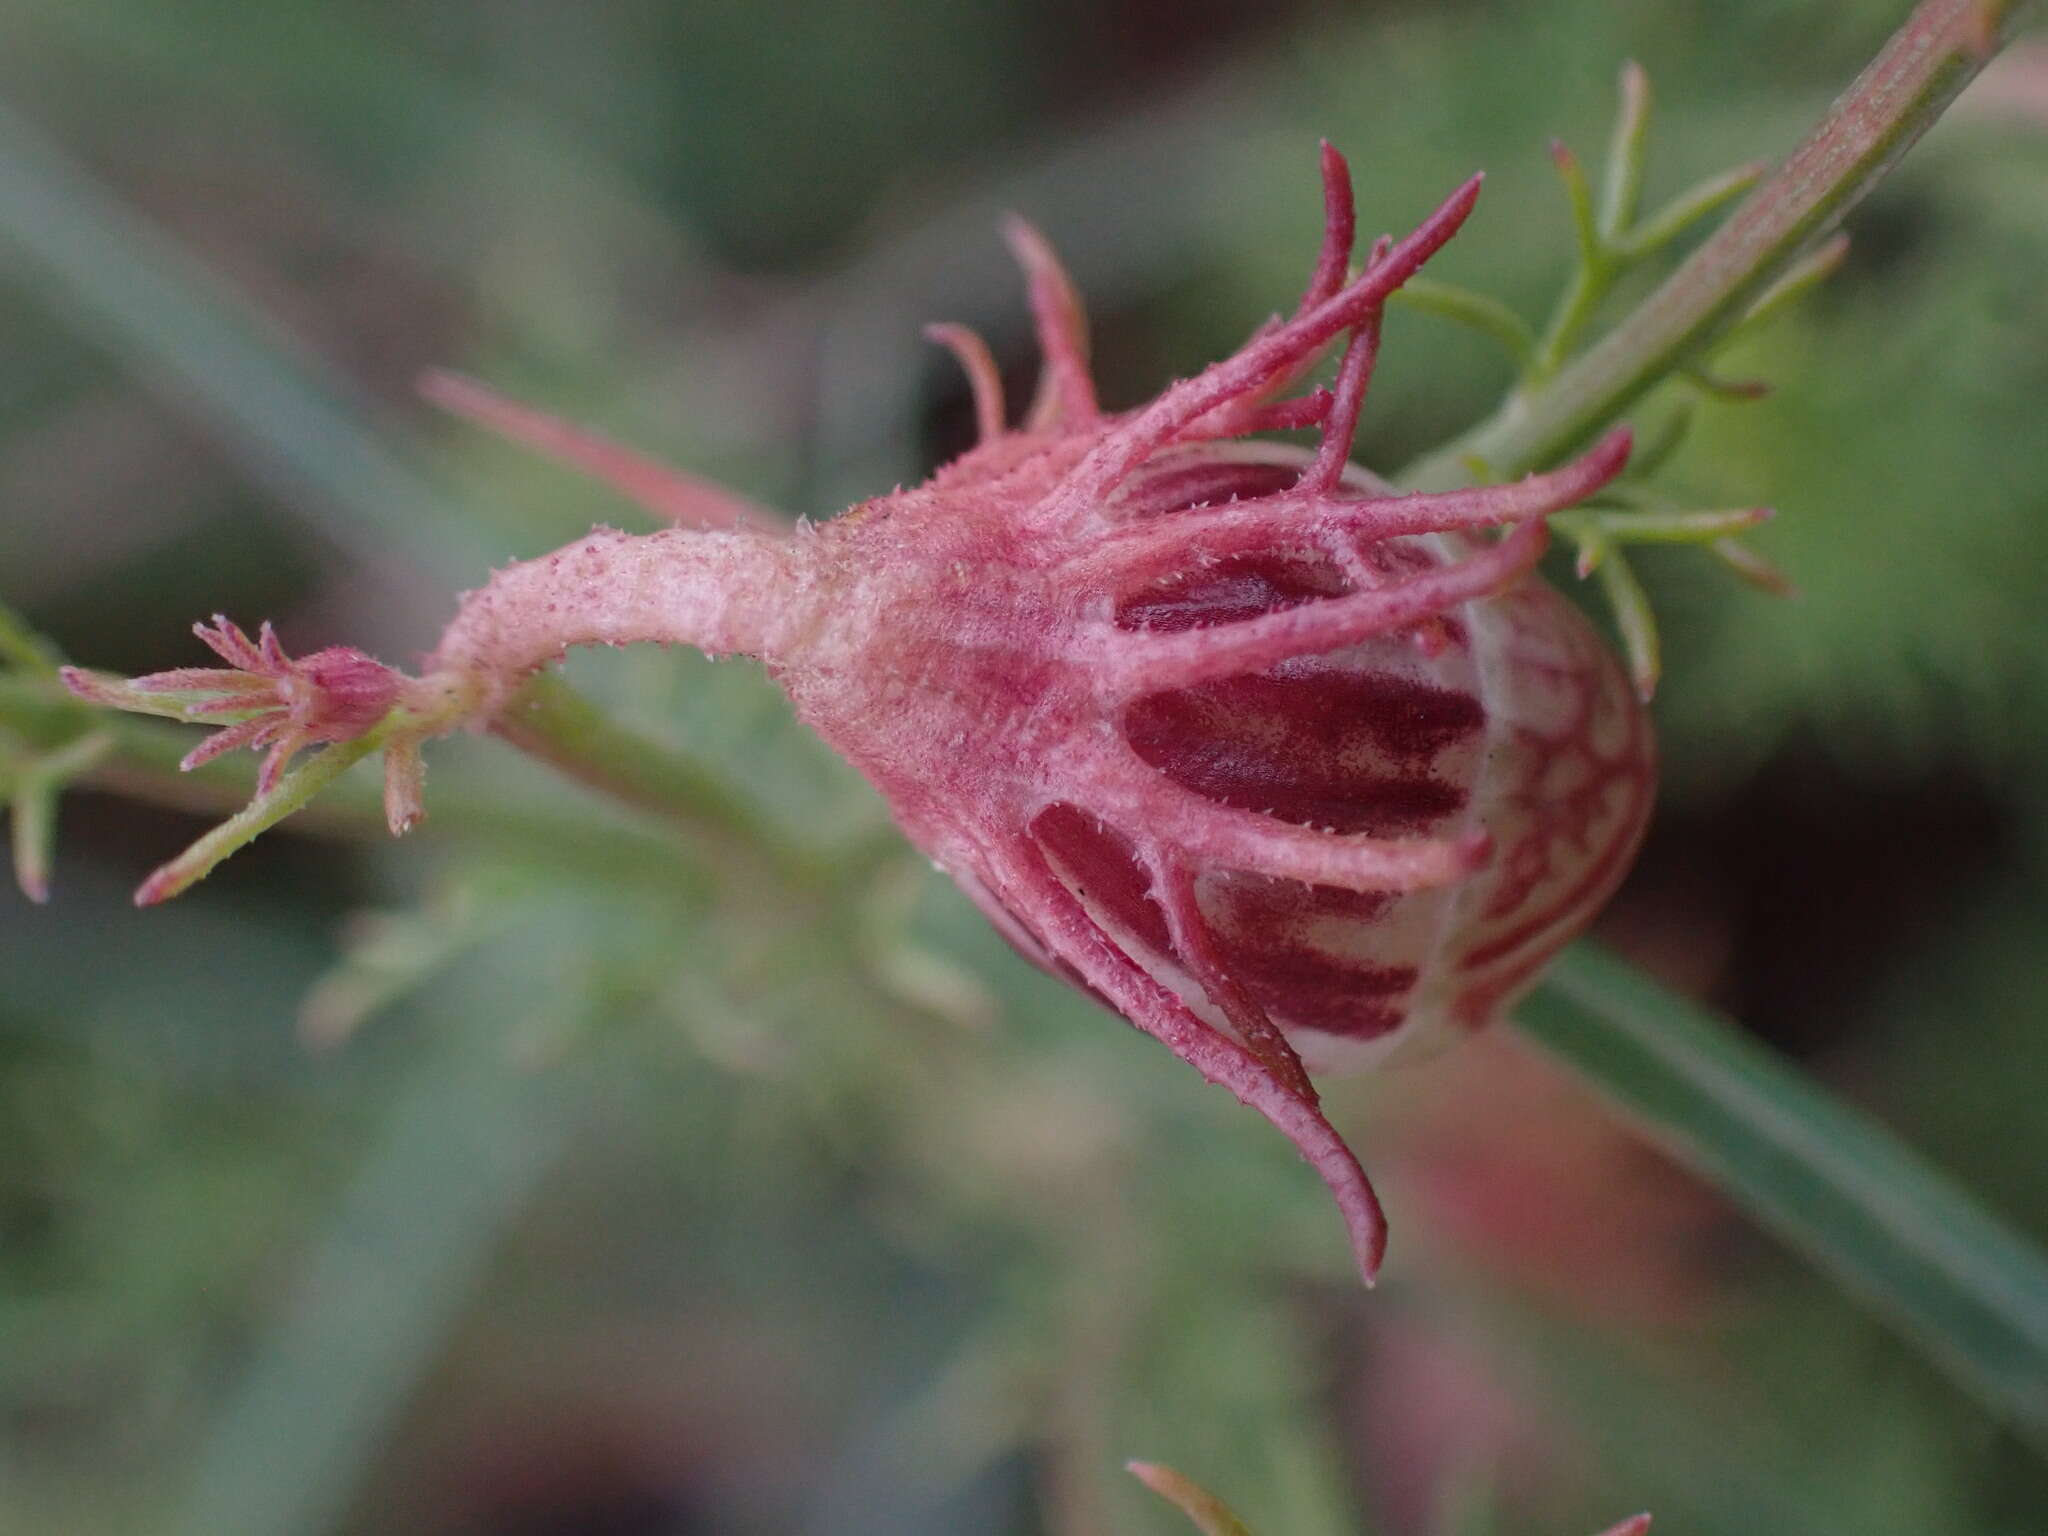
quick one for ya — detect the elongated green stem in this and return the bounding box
[1403,0,2028,488]
[1391,279,1536,367]
[488,672,823,888]
[1522,945,2048,1447]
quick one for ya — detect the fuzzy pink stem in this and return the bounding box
[1095,514,1548,698]
[1004,216,1097,430]
[421,371,782,532]
[1082,747,1490,893]
[426,526,799,720]
[998,836,1388,1283]
[924,322,1008,442]
[1038,175,1483,524]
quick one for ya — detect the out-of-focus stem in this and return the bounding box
[489,672,824,889]
[1402,0,2029,489]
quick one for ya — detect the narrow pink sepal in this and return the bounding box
[179,715,277,771]
[420,370,783,532]
[1002,215,1098,429]
[256,728,310,796]
[195,616,266,672]
[924,322,1008,443]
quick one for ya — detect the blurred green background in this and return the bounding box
[3,2,2046,1533]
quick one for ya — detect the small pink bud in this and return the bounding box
[66,617,403,794]
[295,647,405,737]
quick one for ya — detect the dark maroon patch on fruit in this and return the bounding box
[1030,801,1174,956]
[1123,669,1478,836]
[1116,550,1346,633]
[1123,461,1303,519]
[1227,939,1416,1038]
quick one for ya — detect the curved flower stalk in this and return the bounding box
[62,151,1651,1284]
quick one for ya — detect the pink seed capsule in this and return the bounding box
[425,152,1651,1283]
[85,147,1654,1282]
[747,155,1650,1281]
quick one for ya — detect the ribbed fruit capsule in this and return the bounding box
[75,147,1654,1283]
[753,150,1654,1280]
[1021,443,1653,1079]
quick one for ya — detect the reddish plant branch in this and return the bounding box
[1403,0,2028,488]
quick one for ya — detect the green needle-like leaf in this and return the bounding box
[1392,279,1537,368]
[1521,945,2048,1450]
[1392,279,1538,368]
[1599,61,1653,241]
[1710,536,1796,595]
[1682,363,1773,401]
[1615,160,1766,262]
[1551,139,1604,272]
[1594,506,1773,544]
[1594,546,1660,700]
[1734,232,1852,336]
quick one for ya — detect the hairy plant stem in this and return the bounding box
[1399,0,2029,490]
